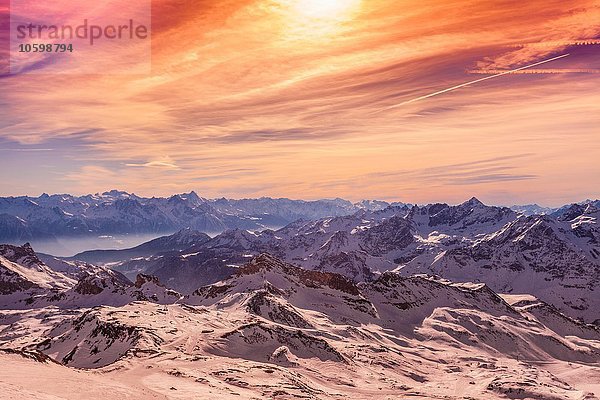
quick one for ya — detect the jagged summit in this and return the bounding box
[134,273,163,288]
[0,242,44,271]
[463,196,485,207]
[0,243,180,308]
[558,203,589,221]
[233,253,361,296]
[100,189,135,199]
[167,227,210,243]
[245,252,283,269]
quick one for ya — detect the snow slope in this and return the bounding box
[1,254,598,399]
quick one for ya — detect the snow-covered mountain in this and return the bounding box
[0,191,244,242]
[5,193,600,323]
[0,244,180,309]
[1,190,585,245]
[0,191,406,243]
[403,204,600,323]
[61,197,600,324]
[1,253,598,399]
[0,244,75,308]
[68,227,212,265]
[552,199,600,219]
[510,203,558,216]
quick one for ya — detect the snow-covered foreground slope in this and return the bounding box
[1,254,599,399]
[0,350,166,399]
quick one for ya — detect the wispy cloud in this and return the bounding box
[0,148,54,151]
[0,0,599,205]
[125,158,180,170]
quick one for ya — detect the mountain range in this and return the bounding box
[53,196,600,324]
[0,190,407,243]
[1,249,598,399]
[3,190,588,244]
[1,193,599,399]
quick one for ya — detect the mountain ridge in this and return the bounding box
[3,190,596,244]
[54,197,600,324]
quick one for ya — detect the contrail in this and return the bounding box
[380,53,570,111]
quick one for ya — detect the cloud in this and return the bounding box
[0,0,599,205]
[364,154,538,183]
[125,158,180,170]
[0,148,53,151]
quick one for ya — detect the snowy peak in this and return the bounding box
[0,243,182,308]
[364,272,517,330]
[0,257,47,297]
[357,214,414,256]
[558,203,590,221]
[181,190,202,203]
[134,273,163,289]
[415,212,600,322]
[206,228,263,250]
[167,191,206,207]
[0,244,76,295]
[51,267,180,307]
[237,253,361,296]
[319,230,350,253]
[0,243,44,269]
[190,254,370,324]
[72,268,132,296]
[424,197,516,230]
[511,203,557,216]
[463,196,484,207]
[353,199,392,211]
[170,227,204,240]
[132,274,182,304]
[558,202,599,222]
[37,306,163,368]
[100,189,135,199]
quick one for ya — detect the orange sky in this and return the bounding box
[1,0,599,205]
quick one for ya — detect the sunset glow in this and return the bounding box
[0,0,599,205]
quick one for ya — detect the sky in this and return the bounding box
[0,0,599,206]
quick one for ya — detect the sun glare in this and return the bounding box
[295,0,357,19]
[277,0,361,39]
